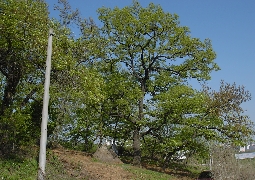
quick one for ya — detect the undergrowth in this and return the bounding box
[0,148,79,180]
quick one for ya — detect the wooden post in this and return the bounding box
[38,28,53,180]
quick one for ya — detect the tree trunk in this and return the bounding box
[0,74,20,155]
[132,89,144,167]
[133,127,141,167]
[1,75,20,115]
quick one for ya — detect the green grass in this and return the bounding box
[0,157,38,180]
[121,164,175,180]
[0,147,198,180]
[0,150,78,180]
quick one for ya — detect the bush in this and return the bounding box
[211,145,255,180]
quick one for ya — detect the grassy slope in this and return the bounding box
[0,147,196,180]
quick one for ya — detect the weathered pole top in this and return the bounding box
[49,28,54,36]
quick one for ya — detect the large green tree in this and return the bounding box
[0,0,105,154]
[0,0,49,114]
[97,1,219,166]
[0,0,50,153]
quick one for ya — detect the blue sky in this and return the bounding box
[45,0,255,122]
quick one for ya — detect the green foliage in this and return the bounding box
[59,140,98,153]
[97,1,220,166]
[0,0,253,171]
[142,85,210,164]
[46,1,106,146]
[99,68,142,140]
[201,81,254,146]
[98,1,219,84]
[0,0,50,153]
[95,1,254,167]
[0,0,105,154]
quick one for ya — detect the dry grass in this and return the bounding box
[49,147,197,180]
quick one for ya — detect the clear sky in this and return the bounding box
[45,0,255,122]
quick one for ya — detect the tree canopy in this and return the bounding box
[97,1,221,166]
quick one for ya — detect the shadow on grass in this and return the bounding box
[120,155,198,179]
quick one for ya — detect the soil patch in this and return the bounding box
[52,147,133,180]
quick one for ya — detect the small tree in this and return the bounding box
[202,81,254,145]
[211,145,239,180]
[211,144,255,180]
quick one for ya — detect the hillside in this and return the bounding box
[48,147,195,180]
[0,146,197,179]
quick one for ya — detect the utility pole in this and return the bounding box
[38,28,53,180]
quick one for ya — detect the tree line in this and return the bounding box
[0,0,253,167]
